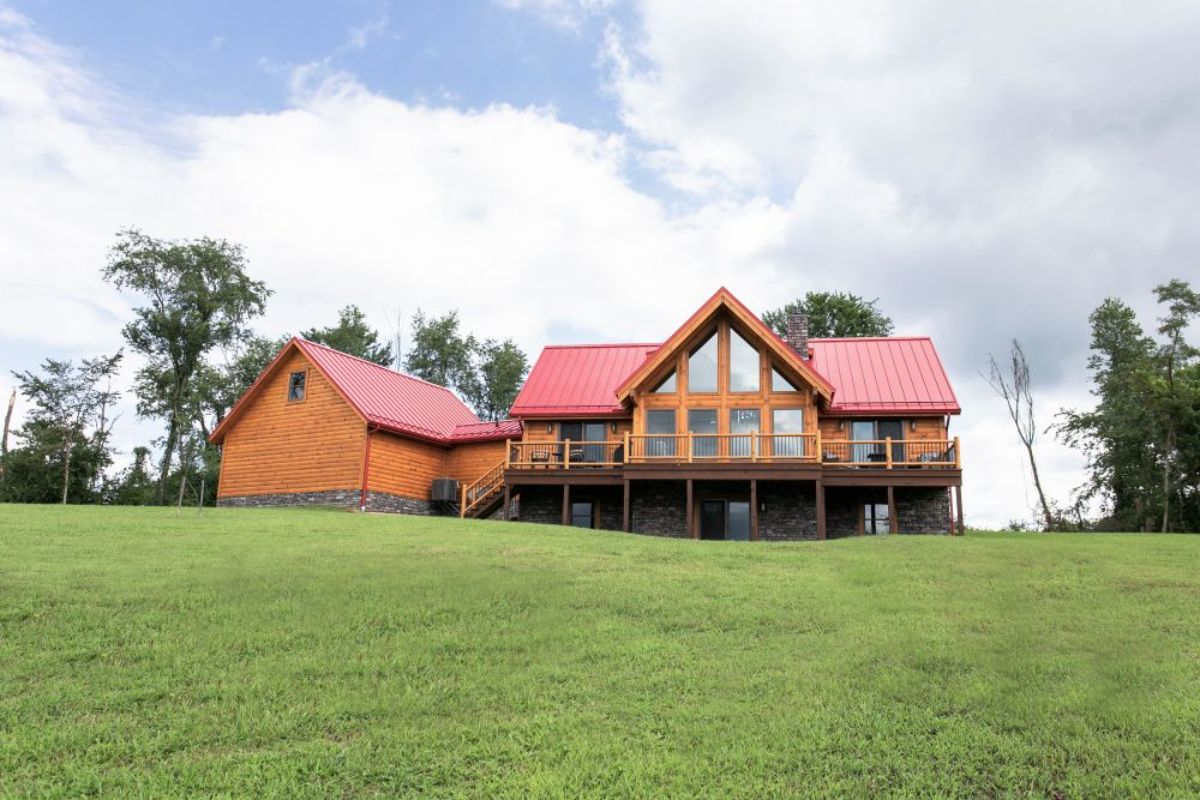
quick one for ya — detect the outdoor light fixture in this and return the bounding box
[546,423,553,433]
[910,420,918,432]
[837,420,846,431]
[611,422,618,433]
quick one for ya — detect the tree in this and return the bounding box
[301,305,392,366]
[194,334,286,440]
[1148,280,1200,532]
[403,310,474,389]
[1058,282,1200,532]
[102,229,270,503]
[763,291,894,339]
[10,353,123,504]
[460,339,529,421]
[985,340,1055,530]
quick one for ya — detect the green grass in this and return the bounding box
[1,506,1198,798]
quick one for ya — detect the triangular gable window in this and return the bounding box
[652,370,677,394]
[729,329,759,392]
[689,333,718,393]
[772,366,802,392]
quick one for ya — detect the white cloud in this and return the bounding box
[5,2,1199,525]
[493,0,615,31]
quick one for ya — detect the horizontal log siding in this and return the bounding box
[446,440,507,483]
[367,431,447,501]
[217,350,365,497]
[817,416,947,441]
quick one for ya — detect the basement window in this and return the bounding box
[287,371,307,403]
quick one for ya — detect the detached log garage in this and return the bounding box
[209,338,519,513]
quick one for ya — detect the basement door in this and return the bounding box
[699,500,751,541]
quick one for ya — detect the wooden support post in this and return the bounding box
[623,479,631,532]
[955,484,965,535]
[503,483,511,521]
[887,484,898,534]
[885,437,893,469]
[505,439,511,469]
[562,483,570,526]
[564,439,571,470]
[624,431,631,464]
[954,436,962,469]
[816,480,826,540]
[750,479,759,540]
[687,431,694,463]
[460,483,467,519]
[686,479,695,538]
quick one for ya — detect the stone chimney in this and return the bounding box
[786,312,810,360]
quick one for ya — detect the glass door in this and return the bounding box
[877,420,904,464]
[851,420,876,463]
[699,500,725,540]
[561,421,608,463]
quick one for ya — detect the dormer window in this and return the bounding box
[688,333,718,393]
[287,371,307,403]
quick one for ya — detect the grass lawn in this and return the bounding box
[1,506,1198,798]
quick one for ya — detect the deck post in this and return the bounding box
[750,479,759,540]
[686,479,695,538]
[955,484,964,535]
[562,483,570,526]
[816,479,826,540]
[623,479,631,532]
[503,483,511,521]
[887,484,898,534]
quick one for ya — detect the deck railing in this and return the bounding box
[502,435,960,470]
[819,438,959,468]
[626,432,818,462]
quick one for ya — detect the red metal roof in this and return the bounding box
[211,338,524,445]
[509,330,959,419]
[808,337,960,415]
[449,420,524,442]
[509,343,659,417]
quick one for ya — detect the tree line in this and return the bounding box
[0,230,528,506]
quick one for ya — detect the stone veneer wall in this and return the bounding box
[758,481,818,541]
[218,489,433,515]
[896,487,952,534]
[630,481,689,538]
[514,485,625,530]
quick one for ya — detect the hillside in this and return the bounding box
[2,506,1197,797]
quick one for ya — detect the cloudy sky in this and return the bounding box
[2,0,1198,526]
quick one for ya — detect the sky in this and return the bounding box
[2,0,1199,527]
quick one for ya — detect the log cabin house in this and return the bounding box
[210,288,963,539]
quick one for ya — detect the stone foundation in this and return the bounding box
[218,489,433,515]
[511,481,953,539]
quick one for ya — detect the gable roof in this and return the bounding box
[510,343,659,417]
[210,338,522,445]
[808,337,960,414]
[615,287,834,402]
[508,292,960,419]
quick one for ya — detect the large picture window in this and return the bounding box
[729,408,760,457]
[645,409,677,457]
[688,408,718,457]
[771,408,805,457]
[688,333,718,393]
[728,329,759,392]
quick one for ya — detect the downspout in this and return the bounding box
[359,424,377,512]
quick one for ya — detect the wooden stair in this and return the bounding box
[460,460,507,519]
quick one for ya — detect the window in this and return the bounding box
[287,371,307,402]
[652,370,677,393]
[688,409,718,457]
[771,367,801,392]
[571,502,595,528]
[865,503,890,535]
[688,333,718,393]
[729,329,759,392]
[646,409,677,457]
[729,408,760,457]
[771,409,805,457]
